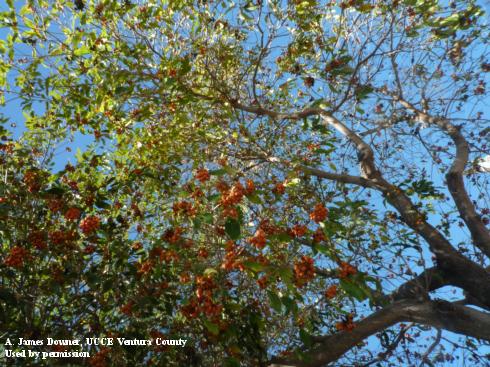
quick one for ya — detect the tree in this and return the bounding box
[0,0,489,366]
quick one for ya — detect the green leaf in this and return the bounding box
[268,291,283,313]
[282,296,298,316]
[246,192,262,204]
[243,261,266,272]
[209,168,227,176]
[224,217,241,240]
[299,329,312,347]
[203,319,219,335]
[203,268,218,277]
[224,357,240,367]
[74,45,91,56]
[340,279,369,301]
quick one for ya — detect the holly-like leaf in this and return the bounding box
[225,217,241,240]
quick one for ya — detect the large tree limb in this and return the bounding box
[269,300,490,367]
[395,97,490,259]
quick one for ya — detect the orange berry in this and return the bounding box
[310,203,328,223]
[195,168,210,183]
[325,285,338,299]
[273,182,286,195]
[290,224,307,238]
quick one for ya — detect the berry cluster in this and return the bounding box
[79,215,101,235]
[163,227,183,244]
[248,228,267,249]
[64,207,81,221]
[310,203,328,223]
[195,168,210,183]
[89,348,109,367]
[220,182,245,206]
[150,247,179,263]
[181,276,222,319]
[325,284,338,299]
[0,142,14,154]
[28,230,47,250]
[273,182,286,195]
[83,244,97,254]
[245,179,255,194]
[120,301,133,316]
[23,170,41,193]
[294,255,315,287]
[222,206,239,219]
[47,198,64,213]
[172,201,196,217]
[312,227,326,243]
[257,275,268,289]
[258,219,281,236]
[221,242,244,271]
[137,260,153,275]
[4,246,30,268]
[338,262,357,278]
[336,314,355,332]
[49,230,76,246]
[290,224,308,238]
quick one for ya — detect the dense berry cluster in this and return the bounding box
[257,275,268,289]
[312,228,326,243]
[28,230,47,250]
[310,203,328,223]
[172,201,196,217]
[325,285,338,299]
[195,168,210,183]
[336,314,355,332]
[220,182,245,206]
[163,227,183,244]
[80,215,101,235]
[273,182,286,195]
[4,246,30,268]
[49,230,76,245]
[338,262,357,278]
[248,228,267,249]
[120,301,133,316]
[89,348,109,367]
[138,260,153,275]
[222,206,239,219]
[47,198,64,212]
[221,242,244,271]
[64,207,82,221]
[294,255,315,287]
[245,179,255,194]
[181,275,222,319]
[290,224,307,238]
[23,170,41,193]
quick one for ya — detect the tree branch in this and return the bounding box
[269,300,490,367]
[395,97,490,259]
[230,101,490,309]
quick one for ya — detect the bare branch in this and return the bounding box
[418,328,442,367]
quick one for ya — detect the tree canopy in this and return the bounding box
[0,0,490,366]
